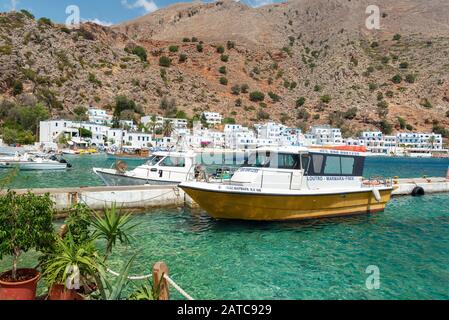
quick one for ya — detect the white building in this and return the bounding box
[40,120,151,149]
[356,131,398,154]
[202,112,223,126]
[307,126,343,146]
[87,108,113,125]
[107,129,152,149]
[397,132,443,150]
[141,115,188,130]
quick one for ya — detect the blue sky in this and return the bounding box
[0,0,279,25]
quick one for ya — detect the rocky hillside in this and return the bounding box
[1,0,449,137]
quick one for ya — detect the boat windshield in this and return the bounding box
[244,152,302,169]
[146,156,164,166]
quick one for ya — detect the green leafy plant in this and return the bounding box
[249,91,265,102]
[94,255,136,300]
[159,56,171,67]
[169,45,179,53]
[90,203,137,262]
[0,191,55,280]
[41,235,98,290]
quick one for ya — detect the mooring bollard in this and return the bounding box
[153,261,169,300]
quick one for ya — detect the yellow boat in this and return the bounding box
[180,147,394,221]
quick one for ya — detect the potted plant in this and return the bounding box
[41,235,98,300]
[0,191,55,300]
[41,204,97,300]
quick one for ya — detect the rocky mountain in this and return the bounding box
[1,0,449,138]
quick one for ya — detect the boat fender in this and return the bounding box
[411,186,425,197]
[372,189,381,202]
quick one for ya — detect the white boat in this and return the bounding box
[0,154,71,171]
[180,147,395,221]
[93,151,198,186]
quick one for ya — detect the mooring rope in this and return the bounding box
[80,188,180,205]
[164,274,194,300]
[106,268,152,280]
[106,269,195,300]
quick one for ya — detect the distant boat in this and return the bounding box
[106,148,151,160]
[94,151,196,186]
[0,154,71,171]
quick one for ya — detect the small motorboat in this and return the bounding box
[0,153,72,171]
[93,151,196,186]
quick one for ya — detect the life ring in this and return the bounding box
[115,161,128,174]
[411,186,425,197]
[363,180,381,186]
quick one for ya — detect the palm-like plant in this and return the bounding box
[90,203,137,262]
[94,255,136,300]
[41,235,98,290]
[162,120,174,137]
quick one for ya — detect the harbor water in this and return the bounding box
[0,156,448,299]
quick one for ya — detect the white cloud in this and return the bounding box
[121,0,158,13]
[83,18,114,27]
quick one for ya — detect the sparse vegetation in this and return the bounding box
[392,74,402,84]
[231,85,241,95]
[220,55,229,62]
[249,91,265,102]
[320,95,331,104]
[257,109,270,120]
[219,77,228,85]
[268,92,280,103]
[420,98,433,109]
[88,73,102,87]
[405,73,417,84]
[37,17,53,27]
[296,97,306,108]
[12,80,23,96]
[169,45,179,53]
[179,53,187,63]
[159,56,171,67]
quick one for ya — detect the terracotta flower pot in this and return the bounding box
[48,284,79,300]
[0,269,41,300]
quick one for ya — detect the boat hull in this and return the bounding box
[181,186,393,221]
[93,169,177,186]
[0,162,67,171]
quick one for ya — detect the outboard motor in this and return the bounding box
[59,158,72,168]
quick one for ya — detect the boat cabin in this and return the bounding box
[131,151,197,182]
[229,148,366,190]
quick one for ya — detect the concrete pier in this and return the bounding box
[392,177,449,196]
[10,185,186,212]
[6,177,449,214]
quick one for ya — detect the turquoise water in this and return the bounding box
[107,194,449,300]
[1,156,448,299]
[1,154,449,189]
